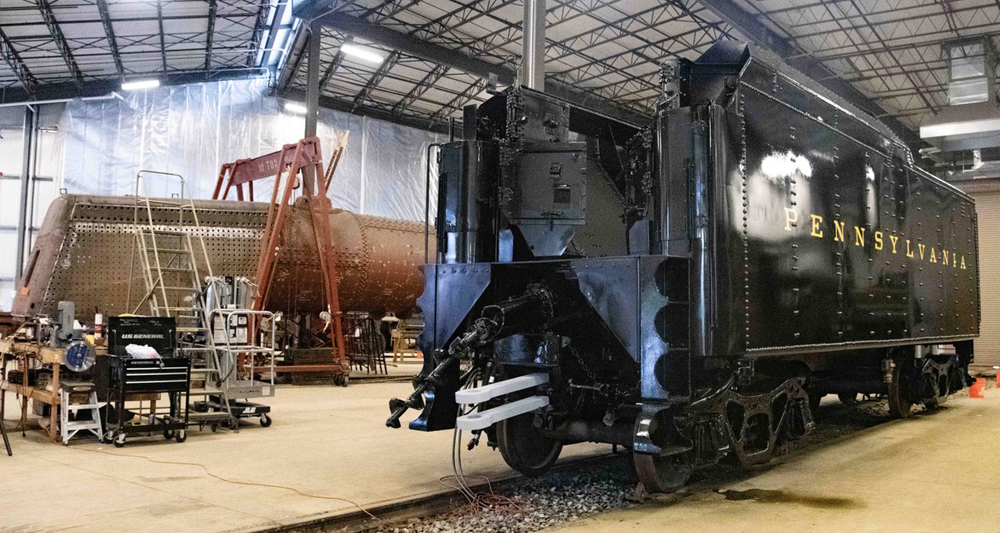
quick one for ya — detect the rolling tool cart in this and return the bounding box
[106,355,190,447]
[105,316,191,447]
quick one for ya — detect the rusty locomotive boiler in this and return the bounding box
[387,41,980,491]
[13,194,432,320]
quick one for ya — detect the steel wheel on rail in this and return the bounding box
[837,393,859,406]
[888,357,913,419]
[634,452,692,493]
[497,412,563,477]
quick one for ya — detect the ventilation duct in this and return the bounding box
[920,36,1000,152]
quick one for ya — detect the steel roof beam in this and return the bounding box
[312,11,645,125]
[156,0,168,71]
[36,0,84,89]
[0,68,266,104]
[352,50,400,110]
[247,1,268,67]
[0,27,37,94]
[284,87,451,134]
[261,0,288,65]
[695,0,924,148]
[319,35,351,90]
[204,0,216,77]
[276,25,309,93]
[392,64,449,115]
[95,0,124,81]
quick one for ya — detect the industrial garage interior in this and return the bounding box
[0,1,998,532]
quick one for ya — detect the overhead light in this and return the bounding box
[284,101,308,114]
[340,43,384,64]
[121,79,160,91]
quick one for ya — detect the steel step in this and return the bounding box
[188,411,232,422]
[65,404,101,410]
[189,388,223,396]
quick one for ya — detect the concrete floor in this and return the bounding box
[0,376,605,533]
[547,389,1000,533]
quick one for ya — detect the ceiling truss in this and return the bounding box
[0,0,996,148]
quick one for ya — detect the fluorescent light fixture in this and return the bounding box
[284,101,308,114]
[121,79,160,91]
[340,43,384,64]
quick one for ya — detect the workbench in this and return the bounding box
[0,339,107,443]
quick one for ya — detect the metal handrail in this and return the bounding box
[209,308,277,391]
[126,170,187,312]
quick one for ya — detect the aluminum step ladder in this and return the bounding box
[129,171,235,429]
[60,382,103,445]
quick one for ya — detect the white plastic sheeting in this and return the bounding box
[60,78,442,222]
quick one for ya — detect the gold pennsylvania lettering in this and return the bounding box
[784,209,969,270]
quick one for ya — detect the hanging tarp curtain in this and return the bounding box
[60,78,441,222]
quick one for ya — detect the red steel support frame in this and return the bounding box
[213,145,344,203]
[251,138,348,380]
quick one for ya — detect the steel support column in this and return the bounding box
[305,21,322,139]
[15,106,36,284]
[303,20,322,193]
[522,0,546,91]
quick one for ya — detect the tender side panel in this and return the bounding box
[727,66,978,355]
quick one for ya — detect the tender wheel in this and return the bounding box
[497,413,563,477]
[888,358,912,419]
[260,413,272,428]
[175,430,187,443]
[163,429,175,440]
[113,432,126,448]
[838,393,859,406]
[634,453,692,493]
[808,392,823,416]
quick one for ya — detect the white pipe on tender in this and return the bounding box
[455,373,550,405]
[456,395,550,431]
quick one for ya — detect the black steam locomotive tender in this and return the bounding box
[387,41,980,491]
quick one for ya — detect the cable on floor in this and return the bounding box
[70,446,384,524]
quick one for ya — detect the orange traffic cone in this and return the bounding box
[970,378,986,398]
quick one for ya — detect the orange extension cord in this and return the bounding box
[71,447,384,524]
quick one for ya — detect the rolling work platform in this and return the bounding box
[202,276,276,429]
